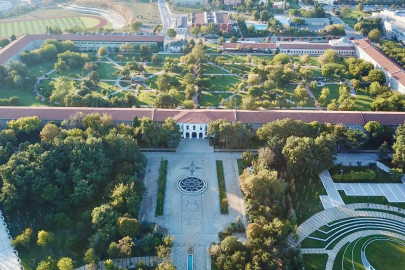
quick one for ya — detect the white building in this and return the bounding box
[173,111,215,139]
[0,1,12,13]
[301,18,330,26]
[278,38,355,56]
[168,40,184,52]
[273,1,289,9]
[352,38,405,94]
[316,0,334,5]
[384,20,405,43]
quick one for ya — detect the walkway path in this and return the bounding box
[74,256,158,270]
[319,170,345,209]
[304,85,322,110]
[0,210,21,270]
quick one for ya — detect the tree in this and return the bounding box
[258,147,275,167]
[91,204,120,235]
[378,141,390,161]
[117,217,140,237]
[11,228,32,247]
[0,38,10,48]
[368,29,381,42]
[10,35,16,41]
[246,223,264,239]
[98,46,107,57]
[230,36,238,43]
[57,258,74,270]
[190,27,200,37]
[340,6,350,16]
[7,116,42,135]
[104,259,116,270]
[153,92,179,108]
[130,21,142,32]
[273,53,290,64]
[162,117,181,148]
[247,74,260,85]
[364,121,384,139]
[40,123,61,142]
[368,69,385,84]
[318,87,330,106]
[140,44,152,61]
[167,29,177,38]
[356,3,363,11]
[183,100,195,109]
[54,60,69,73]
[299,54,309,65]
[393,135,405,170]
[294,84,308,102]
[132,116,140,128]
[319,49,339,65]
[200,25,208,36]
[240,96,257,110]
[84,248,99,265]
[117,236,134,257]
[156,263,176,270]
[37,230,54,246]
[51,76,75,104]
[260,10,269,21]
[345,128,368,150]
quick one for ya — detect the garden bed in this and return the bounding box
[330,165,399,184]
[216,160,228,214]
[155,159,168,216]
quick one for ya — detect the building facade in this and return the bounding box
[222,42,277,52]
[384,20,405,44]
[273,1,289,9]
[316,0,334,5]
[352,39,405,94]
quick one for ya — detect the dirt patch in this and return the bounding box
[0,15,108,28]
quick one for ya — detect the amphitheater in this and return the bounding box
[288,203,405,270]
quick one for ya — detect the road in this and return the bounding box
[158,0,172,35]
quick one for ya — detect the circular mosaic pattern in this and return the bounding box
[177,176,207,195]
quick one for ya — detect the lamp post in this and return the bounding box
[339,169,343,184]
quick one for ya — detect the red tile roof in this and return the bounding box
[216,13,230,24]
[192,12,205,25]
[0,34,33,64]
[223,43,277,49]
[352,39,405,75]
[1,107,405,126]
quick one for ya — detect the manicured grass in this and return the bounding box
[277,84,315,107]
[291,55,320,66]
[169,3,204,13]
[137,91,157,106]
[49,66,86,79]
[157,53,183,60]
[221,55,251,63]
[108,53,140,62]
[225,64,251,74]
[0,87,47,106]
[332,242,350,270]
[216,160,228,214]
[146,75,158,89]
[202,63,230,74]
[26,60,57,77]
[303,254,328,270]
[203,75,242,91]
[199,92,232,106]
[341,9,370,28]
[96,62,121,80]
[367,237,405,270]
[294,176,327,225]
[0,16,103,37]
[354,88,374,111]
[288,1,301,9]
[235,93,248,106]
[156,159,168,216]
[97,81,120,96]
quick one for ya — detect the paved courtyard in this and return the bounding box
[140,139,245,270]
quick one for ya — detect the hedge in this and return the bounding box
[155,158,168,216]
[216,160,228,214]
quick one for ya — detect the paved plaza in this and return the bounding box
[140,139,245,270]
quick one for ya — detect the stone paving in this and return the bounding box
[335,183,405,202]
[319,171,345,209]
[140,139,245,270]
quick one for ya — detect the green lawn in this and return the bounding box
[216,160,228,214]
[304,254,328,270]
[0,16,103,37]
[26,60,57,77]
[157,53,183,60]
[146,76,159,89]
[333,235,405,270]
[156,159,168,216]
[202,63,230,74]
[292,55,320,66]
[288,1,301,9]
[341,9,370,28]
[225,64,251,74]
[354,88,374,111]
[294,176,327,224]
[339,191,405,210]
[312,84,340,104]
[145,63,164,73]
[37,79,54,98]
[203,75,241,91]
[168,3,204,13]
[108,53,140,62]
[199,92,232,106]
[277,84,315,107]
[235,93,248,106]
[0,87,47,106]
[49,66,86,79]
[137,91,157,106]
[96,62,121,80]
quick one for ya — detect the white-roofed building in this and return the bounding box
[384,20,405,43]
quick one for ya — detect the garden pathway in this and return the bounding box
[74,256,158,270]
[288,203,405,269]
[304,85,322,110]
[334,183,405,202]
[319,170,345,209]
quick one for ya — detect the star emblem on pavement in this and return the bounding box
[181,161,202,175]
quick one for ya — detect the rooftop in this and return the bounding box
[1,107,405,126]
[0,33,165,64]
[192,12,205,25]
[216,13,230,24]
[277,42,355,50]
[223,42,277,49]
[352,39,405,87]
